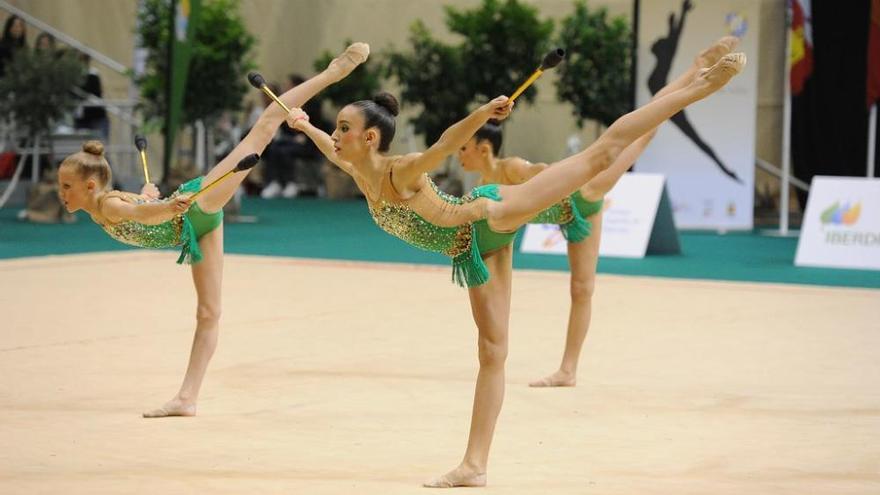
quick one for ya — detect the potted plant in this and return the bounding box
[136,0,256,184]
[555,1,632,135]
[0,49,83,219]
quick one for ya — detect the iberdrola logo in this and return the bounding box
[820,201,861,226]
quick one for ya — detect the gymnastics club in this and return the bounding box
[508,48,566,103]
[188,153,261,201]
[134,134,150,183]
[247,72,291,113]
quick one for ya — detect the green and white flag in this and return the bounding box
[165,0,201,172]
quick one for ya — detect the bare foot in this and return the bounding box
[423,465,487,488]
[694,36,739,68]
[691,53,747,97]
[325,42,370,82]
[529,370,576,387]
[142,398,196,418]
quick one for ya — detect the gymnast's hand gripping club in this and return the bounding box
[248,72,291,113]
[134,134,150,184]
[188,153,261,202]
[508,48,566,103]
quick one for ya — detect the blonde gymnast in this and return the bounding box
[57,43,370,418]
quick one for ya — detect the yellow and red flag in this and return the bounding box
[790,0,813,96]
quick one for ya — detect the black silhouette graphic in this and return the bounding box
[648,0,742,183]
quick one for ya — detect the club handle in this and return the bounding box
[188,154,260,201]
[509,69,544,103]
[248,72,291,113]
[140,151,150,184]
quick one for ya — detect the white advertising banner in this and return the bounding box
[520,224,569,255]
[635,0,760,230]
[520,173,680,258]
[795,177,880,270]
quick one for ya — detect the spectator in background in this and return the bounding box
[73,53,109,141]
[260,73,328,198]
[0,15,27,78]
[34,32,58,55]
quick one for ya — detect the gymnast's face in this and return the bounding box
[458,138,490,173]
[457,138,480,172]
[332,105,373,163]
[57,167,94,212]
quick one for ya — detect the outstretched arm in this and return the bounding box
[101,195,191,226]
[287,109,354,175]
[392,96,513,190]
[234,43,370,162]
[239,77,336,160]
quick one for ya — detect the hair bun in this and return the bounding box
[82,140,105,156]
[486,118,502,127]
[372,92,400,117]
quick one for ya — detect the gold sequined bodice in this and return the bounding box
[95,191,185,249]
[357,159,492,258]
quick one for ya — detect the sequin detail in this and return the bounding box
[530,192,604,243]
[367,197,472,259]
[99,202,185,250]
[366,177,501,287]
[96,177,217,264]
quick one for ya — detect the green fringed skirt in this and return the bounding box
[176,176,224,264]
[451,189,604,288]
[368,183,603,289]
[472,190,604,258]
[449,184,504,287]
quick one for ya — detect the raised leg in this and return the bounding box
[581,36,740,199]
[488,52,746,232]
[195,43,369,213]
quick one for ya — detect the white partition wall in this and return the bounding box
[520,173,680,258]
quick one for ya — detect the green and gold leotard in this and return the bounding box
[95,177,223,264]
[359,160,604,288]
[361,163,503,287]
[530,191,604,242]
[471,190,604,258]
[471,159,605,251]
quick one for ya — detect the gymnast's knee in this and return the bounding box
[196,302,221,326]
[594,139,623,171]
[570,276,596,302]
[478,336,508,368]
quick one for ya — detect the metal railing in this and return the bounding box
[0,0,128,74]
[756,157,810,192]
[0,1,143,198]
